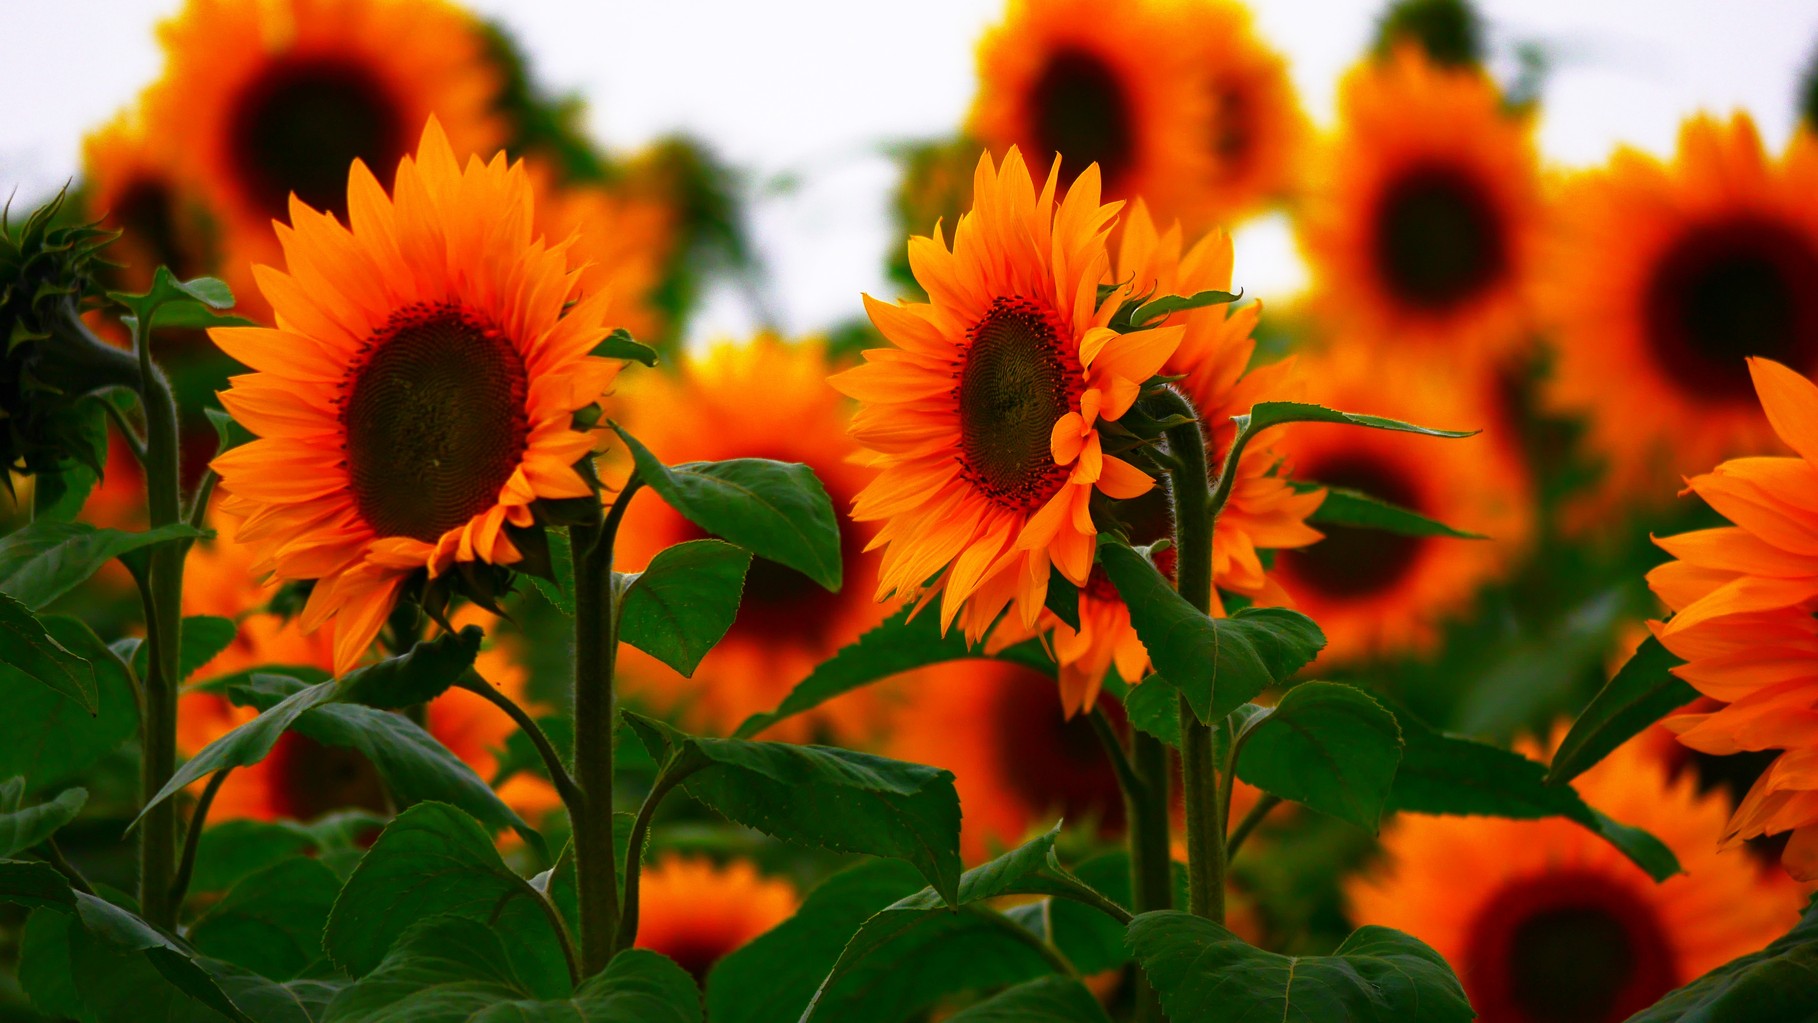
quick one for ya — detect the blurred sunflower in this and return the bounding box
[1176,1,1309,225]
[1271,352,1532,662]
[634,854,797,982]
[835,148,1180,645]
[1543,114,1818,506]
[1298,46,1540,361]
[146,0,505,316]
[81,113,209,292]
[990,204,1323,713]
[209,120,624,674]
[611,335,890,744]
[970,0,1205,219]
[1348,732,1805,1023]
[1648,357,1818,881]
[534,170,675,346]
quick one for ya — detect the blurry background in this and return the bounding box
[6,0,1818,346]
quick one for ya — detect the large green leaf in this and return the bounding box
[0,519,203,608]
[1304,484,1485,539]
[1233,681,1403,832]
[334,626,483,709]
[128,614,237,684]
[1548,635,1696,785]
[0,616,137,787]
[190,812,384,894]
[1388,702,1681,881]
[627,712,962,904]
[323,916,698,1023]
[1126,912,1473,1022]
[943,976,1113,1023]
[1627,895,1818,1022]
[616,426,842,590]
[0,591,96,711]
[618,538,751,677]
[0,779,85,858]
[189,857,341,981]
[325,803,571,997]
[1098,538,1324,724]
[1241,401,1476,439]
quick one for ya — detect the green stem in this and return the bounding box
[1225,793,1283,862]
[137,344,185,931]
[457,672,582,812]
[169,767,232,912]
[613,754,704,954]
[1122,728,1172,1023]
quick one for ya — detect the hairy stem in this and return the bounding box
[1123,727,1172,1023]
[458,672,582,812]
[137,347,186,931]
[169,767,232,912]
[1226,793,1283,862]
[614,754,704,954]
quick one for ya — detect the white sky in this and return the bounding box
[4,0,1817,344]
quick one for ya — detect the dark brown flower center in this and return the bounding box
[1207,78,1255,181]
[108,177,202,284]
[227,56,406,219]
[957,297,1081,512]
[1642,217,1818,400]
[1465,870,1678,1023]
[1028,49,1135,192]
[341,304,529,543]
[991,664,1125,832]
[1279,452,1425,598]
[1373,162,1508,311]
[264,731,390,822]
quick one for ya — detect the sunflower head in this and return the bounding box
[837,147,1182,643]
[210,118,628,673]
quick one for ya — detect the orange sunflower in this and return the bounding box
[1175,1,1310,225]
[1348,731,1806,1023]
[82,112,210,292]
[971,0,1207,221]
[534,170,675,346]
[209,119,625,675]
[610,335,890,745]
[835,148,1182,646]
[1648,357,1818,881]
[1299,46,1541,361]
[145,0,505,317]
[1543,114,1818,505]
[634,854,798,982]
[991,203,1324,713]
[1271,351,1532,662]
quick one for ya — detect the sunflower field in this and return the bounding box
[1,0,1816,1019]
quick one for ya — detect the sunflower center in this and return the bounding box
[1642,217,1818,400]
[265,731,390,822]
[1465,870,1678,1023]
[1208,79,1254,178]
[227,56,406,219]
[110,177,200,282]
[993,664,1125,832]
[645,932,735,985]
[1280,451,1424,598]
[341,304,530,544]
[957,297,1081,512]
[1373,162,1507,311]
[1028,49,1135,191]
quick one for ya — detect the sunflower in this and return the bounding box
[990,203,1324,713]
[1542,114,1818,506]
[81,113,209,292]
[1298,45,1541,361]
[1647,357,1818,881]
[835,148,1182,646]
[1270,351,1532,663]
[970,0,1208,221]
[1175,1,1310,225]
[1348,731,1806,1023]
[633,854,798,982]
[208,119,625,675]
[534,170,675,347]
[609,335,890,744]
[145,0,505,317]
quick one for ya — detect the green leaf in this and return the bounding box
[1098,538,1324,724]
[1120,676,1181,746]
[1304,483,1485,539]
[1234,682,1403,831]
[335,626,483,709]
[324,803,571,997]
[130,613,237,684]
[110,267,236,323]
[190,813,383,894]
[1127,912,1473,1022]
[1548,635,1696,785]
[189,857,340,981]
[527,526,576,615]
[0,616,137,787]
[205,405,255,456]
[707,860,927,1023]
[592,327,659,367]
[1387,702,1682,881]
[32,394,110,522]
[944,976,1114,1023]
[1129,288,1242,327]
[618,538,751,677]
[324,916,698,1022]
[1242,401,1477,439]
[0,780,86,858]
[1626,894,1818,1022]
[616,425,842,590]
[0,591,97,712]
[1043,573,1082,631]
[0,519,203,609]
[627,711,962,904]
[138,299,257,332]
